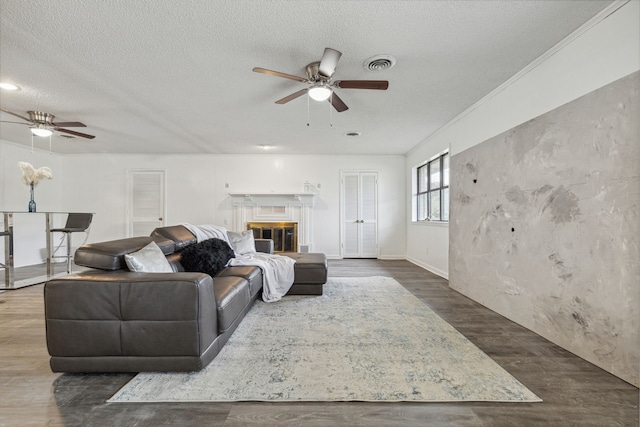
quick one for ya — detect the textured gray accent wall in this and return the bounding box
[449,71,639,386]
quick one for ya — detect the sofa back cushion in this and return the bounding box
[165,253,185,272]
[150,225,197,251]
[75,236,174,271]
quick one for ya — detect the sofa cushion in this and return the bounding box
[217,266,263,299]
[181,238,235,278]
[124,241,173,273]
[212,276,250,333]
[227,230,256,255]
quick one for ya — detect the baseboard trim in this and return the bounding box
[406,257,449,280]
[377,255,406,260]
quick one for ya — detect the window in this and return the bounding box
[416,152,449,221]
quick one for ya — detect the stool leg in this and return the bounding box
[66,233,72,274]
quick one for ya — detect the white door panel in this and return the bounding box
[341,171,378,258]
[128,170,165,237]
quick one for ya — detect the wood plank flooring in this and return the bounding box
[0,259,637,426]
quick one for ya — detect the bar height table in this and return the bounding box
[0,211,90,290]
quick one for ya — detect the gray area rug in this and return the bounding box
[108,276,541,402]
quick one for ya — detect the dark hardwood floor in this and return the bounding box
[0,259,637,426]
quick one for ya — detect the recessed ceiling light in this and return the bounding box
[259,144,273,150]
[0,82,20,91]
[345,132,361,137]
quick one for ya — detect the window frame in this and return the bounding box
[416,152,449,222]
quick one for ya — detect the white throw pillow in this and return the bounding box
[227,230,256,255]
[124,241,173,273]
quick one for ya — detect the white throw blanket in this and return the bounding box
[228,253,295,303]
[182,223,231,245]
[182,223,295,302]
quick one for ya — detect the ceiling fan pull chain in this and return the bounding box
[307,94,310,127]
[49,134,52,155]
[31,133,34,154]
[329,92,333,127]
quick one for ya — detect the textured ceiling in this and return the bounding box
[0,0,612,155]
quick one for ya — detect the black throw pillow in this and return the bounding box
[180,238,235,278]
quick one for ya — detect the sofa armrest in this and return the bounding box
[45,270,218,358]
[255,238,274,254]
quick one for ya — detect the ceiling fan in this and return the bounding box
[253,47,389,112]
[0,108,95,139]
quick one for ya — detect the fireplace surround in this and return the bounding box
[229,193,315,253]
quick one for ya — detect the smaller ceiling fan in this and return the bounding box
[253,47,389,112]
[0,108,95,139]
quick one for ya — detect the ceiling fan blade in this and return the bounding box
[52,121,86,127]
[0,108,31,122]
[275,89,308,104]
[55,128,95,139]
[329,92,349,113]
[335,80,389,90]
[253,67,307,82]
[0,120,30,125]
[318,48,342,78]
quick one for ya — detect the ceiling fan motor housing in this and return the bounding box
[28,111,55,124]
[306,62,327,82]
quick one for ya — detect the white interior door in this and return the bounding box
[128,170,165,236]
[341,171,378,258]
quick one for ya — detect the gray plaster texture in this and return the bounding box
[449,71,639,386]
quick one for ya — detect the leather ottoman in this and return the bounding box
[283,252,327,295]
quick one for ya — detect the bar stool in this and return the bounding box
[0,230,13,268]
[51,213,93,273]
[0,229,14,287]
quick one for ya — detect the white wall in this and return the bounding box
[405,1,640,278]
[57,153,406,260]
[449,71,639,385]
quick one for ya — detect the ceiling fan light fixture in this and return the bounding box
[308,85,332,102]
[30,125,53,137]
[0,82,20,91]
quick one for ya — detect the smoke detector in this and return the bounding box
[363,55,396,71]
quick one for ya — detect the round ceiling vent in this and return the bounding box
[363,55,396,71]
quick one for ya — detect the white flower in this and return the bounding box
[18,161,53,187]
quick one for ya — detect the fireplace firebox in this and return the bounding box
[247,222,298,253]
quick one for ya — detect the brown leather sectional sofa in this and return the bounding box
[44,225,327,373]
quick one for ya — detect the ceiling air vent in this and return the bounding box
[363,55,396,72]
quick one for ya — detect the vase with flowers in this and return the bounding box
[18,161,53,212]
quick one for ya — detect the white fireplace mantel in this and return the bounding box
[229,193,315,252]
[228,192,315,203]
